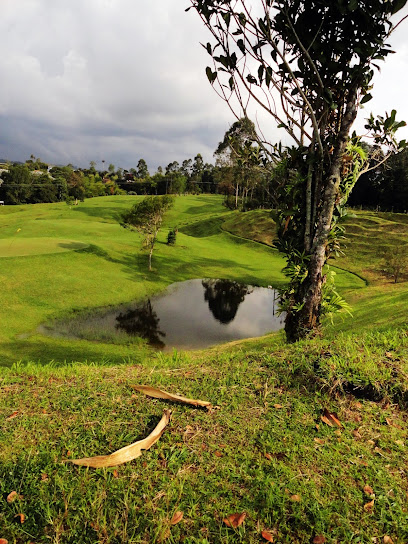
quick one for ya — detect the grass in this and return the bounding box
[0,195,407,542]
[1,329,407,543]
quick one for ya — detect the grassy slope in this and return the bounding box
[0,196,289,366]
[0,197,407,543]
[222,208,408,335]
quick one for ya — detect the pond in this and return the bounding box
[42,279,284,350]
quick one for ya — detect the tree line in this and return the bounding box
[1,135,407,212]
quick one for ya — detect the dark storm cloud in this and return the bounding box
[0,0,232,169]
[0,0,407,170]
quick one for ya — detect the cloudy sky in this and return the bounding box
[1,1,407,172]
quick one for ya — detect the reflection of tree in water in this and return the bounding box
[202,279,251,324]
[116,299,165,348]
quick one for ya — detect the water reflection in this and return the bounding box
[116,300,165,348]
[43,279,284,350]
[202,279,252,324]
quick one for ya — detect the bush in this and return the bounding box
[167,227,178,245]
[382,244,408,283]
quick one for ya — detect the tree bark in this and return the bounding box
[285,86,360,341]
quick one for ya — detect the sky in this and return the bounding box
[0,0,407,172]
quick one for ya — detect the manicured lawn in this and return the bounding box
[0,196,407,543]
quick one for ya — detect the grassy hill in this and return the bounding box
[0,196,407,543]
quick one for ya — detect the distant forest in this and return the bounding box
[1,146,408,212]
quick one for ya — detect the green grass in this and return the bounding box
[0,196,367,366]
[0,196,407,543]
[0,237,89,257]
[0,329,407,543]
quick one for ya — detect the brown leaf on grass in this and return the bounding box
[41,473,48,481]
[67,410,171,468]
[364,499,375,512]
[314,438,325,445]
[313,536,326,544]
[7,491,18,503]
[112,470,119,478]
[170,511,183,525]
[6,411,19,420]
[321,409,342,428]
[264,453,273,461]
[214,450,223,458]
[290,494,301,502]
[383,536,394,544]
[14,513,25,524]
[132,385,212,408]
[223,512,246,528]
[261,530,274,542]
[363,485,374,496]
[0,539,8,544]
[273,404,283,409]
[353,429,362,439]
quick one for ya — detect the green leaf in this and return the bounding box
[391,0,408,14]
[205,67,217,84]
[360,93,373,104]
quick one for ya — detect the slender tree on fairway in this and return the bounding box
[188,0,407,341]
[121,195,174,271]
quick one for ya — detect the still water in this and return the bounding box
[44,279,284,350]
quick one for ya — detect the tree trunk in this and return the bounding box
[148,248,153,271]
[285,86,359,341]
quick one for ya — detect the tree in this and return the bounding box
[31,173,59,203]
[136,159,150,179]
[215,117,265,209]
[382,244,408,283]
[189,0,407,341]
[1,164,33,204]
[121,195,174,271]
[67,171,86,204]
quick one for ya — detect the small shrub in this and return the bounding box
[167,227,178,245]
[382,244,408,283]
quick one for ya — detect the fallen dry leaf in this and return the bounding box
[223,512,246,528]
[290,494,301,502]
[321,408,342,428]
[353,429,362,439]
[0,539,8,544]
[383,536,394,544]
[313,536,326,544]
[7,491,18,503]
[41,473,48,481]
[14,513,25,524]
[170,511,183,525]
[6,411,19,420]
[363,485,374,496]
[132,385,211,408]
[314,438,325,445]
[273,404,283,409]
[214,450,223,457]
[264,453,273,461]
[112,470,119,478]
[67,410,171,468]
[364,499,375,512]
[261,530,274,542]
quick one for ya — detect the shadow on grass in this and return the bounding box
[72,205,125,223]
[0,337,152,368]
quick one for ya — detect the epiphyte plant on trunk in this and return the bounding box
[187,0,408,341]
